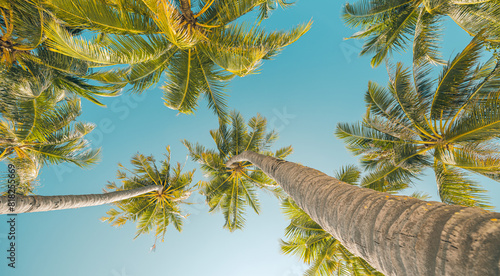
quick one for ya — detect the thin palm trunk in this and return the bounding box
[227,151,500,276]
[179,0,196,25]
[0,185,162,214]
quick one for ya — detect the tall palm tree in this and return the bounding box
[342,0,500,66]
[101,147,195,245]
[0,184,162,214]
[42,0,311,120]
[182,111,292,231]
[226,151,500,276]
[335,33,500,209]
[0,65,101,193]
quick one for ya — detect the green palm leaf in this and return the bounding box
[44,0,159,34]
[434,161,491,209]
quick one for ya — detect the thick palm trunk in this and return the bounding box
[0,185,162,214]
[227,151,500,276]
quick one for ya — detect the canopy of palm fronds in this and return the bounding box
[42,0,311,121]
[336,33,500,209]
[0,0,45,66]
[183,110,292,231]
[19,48,121,105]
[0,64,100,194]
[342,0,500,66]
[0,0,121,104]
[101,147,194,244]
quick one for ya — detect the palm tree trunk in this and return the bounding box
[178,0,196,25]
[227,151,500,276]
[0,185,162,214]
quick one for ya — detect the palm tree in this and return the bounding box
[281,165,383,276]
[335,33,500,209]
[226,151,500,275]
[342,0,500,66]
[0,184,162,214]
[101,147,194,245]
[182,111,292,231]
[42,0,311,120]
[0,65,101,193]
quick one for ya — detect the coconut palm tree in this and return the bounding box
[0,184,162,214]
[342,0,500,66]
[101,147,195,245]
[226,150,500,275]
[335,33,500,209]
[182,111,292,231]
[42,0,311,120]
[0,65,101,193]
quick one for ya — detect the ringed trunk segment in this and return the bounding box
[226,151,500,276]
[0,185,163,214]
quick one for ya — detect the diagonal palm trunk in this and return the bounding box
[0,185,162,214]
[227,151,500,276]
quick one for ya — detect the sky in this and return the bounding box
[1,1,500,276]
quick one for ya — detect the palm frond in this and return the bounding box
[413,7,444,67]
[334,165,361,185]
[434,161,492,209]
[44,0,159,34]
[431,31,485,120]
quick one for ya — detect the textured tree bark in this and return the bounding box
[178,0,196,25]
[0,185,162,214]
[227,151,500,276]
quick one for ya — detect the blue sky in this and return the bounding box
[1,1,500,275]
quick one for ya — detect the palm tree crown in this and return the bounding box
[101,147,194,245]
[336,33,500,209]
[342,0,500,66]
[43,0,311,121]
[0,0,45,66]
[183,111,292,231]
[0,64,100,193]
